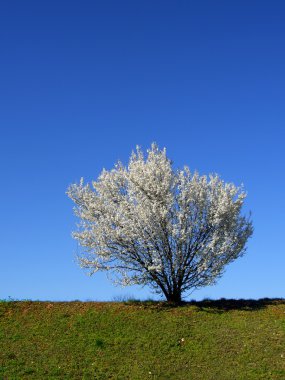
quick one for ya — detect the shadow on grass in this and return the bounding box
[189,298,285,313]
[123,298,285,313]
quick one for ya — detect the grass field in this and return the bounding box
[0,298,285,379]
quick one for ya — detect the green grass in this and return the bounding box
[0,299,285,379]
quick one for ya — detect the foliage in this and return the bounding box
[67,143,253,302]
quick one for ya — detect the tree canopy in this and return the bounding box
[67,143,253,303]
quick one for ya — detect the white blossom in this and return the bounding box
[67,143,253,302]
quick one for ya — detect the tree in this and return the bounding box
[67,143,253,303]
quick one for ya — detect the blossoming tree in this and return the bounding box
[67,143,253,303]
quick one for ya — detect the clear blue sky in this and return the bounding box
[1,1,284,301]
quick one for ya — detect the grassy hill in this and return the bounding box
[0,299,285,379]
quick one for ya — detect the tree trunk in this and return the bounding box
[166,290,182,304]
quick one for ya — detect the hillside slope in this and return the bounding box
[0,299,285,379]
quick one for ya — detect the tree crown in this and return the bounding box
[67,143,253,302]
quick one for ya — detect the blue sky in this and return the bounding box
[0,1,284,301]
